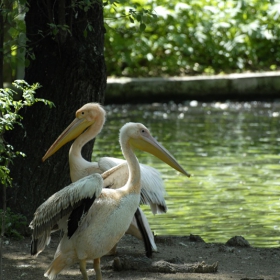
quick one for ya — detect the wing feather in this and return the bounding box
[29,173,103,255]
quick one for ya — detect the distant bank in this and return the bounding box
[105,71,280,104]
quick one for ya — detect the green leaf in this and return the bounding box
[8,27,20,38]
[136,14,142,22]
[139,23,146,32]
[129,16,134,23]
[88,24,93,31]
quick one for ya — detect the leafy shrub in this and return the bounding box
[0,81,53,240]
[0,80,54,186]
[104,0,280,77]
[0,208,27,239]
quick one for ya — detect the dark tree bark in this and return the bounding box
[5,0,106,219]
[0,3,3,88]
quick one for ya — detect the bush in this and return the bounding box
[0,81,53,240]
[0,208,27,239]
[104,0,280,77]
[0,80,53,187]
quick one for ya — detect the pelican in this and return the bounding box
[31,122,190,280]
[39,103,169,256]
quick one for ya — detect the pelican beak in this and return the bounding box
[42,118,91,162]
[129,136,190,177]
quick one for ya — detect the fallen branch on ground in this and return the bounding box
[112,256,218,273]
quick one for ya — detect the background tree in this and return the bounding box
[4,0,106,218]
[104,0,280,77]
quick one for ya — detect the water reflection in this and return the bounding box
[93,101,280,247]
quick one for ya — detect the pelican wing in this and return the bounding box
[101,158,166,214]
[138,163,167,214]
[30,173,103,255]
[127,207,157,254]
[102,162,129,188]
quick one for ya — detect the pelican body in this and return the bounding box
[31,122,190,280]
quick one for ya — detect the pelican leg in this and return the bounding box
[93,258,102,280]
[79,259,89,280]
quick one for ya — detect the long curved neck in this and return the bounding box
[69,119,103,182]
[121,141,141,194]
[70,120,102,157]
[70,114,105,157]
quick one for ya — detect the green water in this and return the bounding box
[93,101,280,248]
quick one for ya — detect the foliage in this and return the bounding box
[1,0,31,80]
[0,208,27,239]
[104,0,157,32]
[0,80,54,187]
[2,0,280,79]
[1,0,157,81]
[104,0,280,77]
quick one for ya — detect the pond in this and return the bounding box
[93,101,280,248]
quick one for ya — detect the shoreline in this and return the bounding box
[3,234,280,279]
[105,71,280,104]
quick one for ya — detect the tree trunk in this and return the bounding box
[5,0,106,219]
[0,3,3,88]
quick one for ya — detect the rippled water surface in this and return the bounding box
[93,101,280,247]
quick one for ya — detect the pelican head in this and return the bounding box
[120,123,190,177]
[42,103,106,162]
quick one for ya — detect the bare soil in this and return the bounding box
[2,233,280,280]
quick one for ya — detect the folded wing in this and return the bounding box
[30,173,103,256]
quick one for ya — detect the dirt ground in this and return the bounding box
[2,233,280,280]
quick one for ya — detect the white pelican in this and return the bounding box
[31,122,189,280]
[39,103,169,256]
